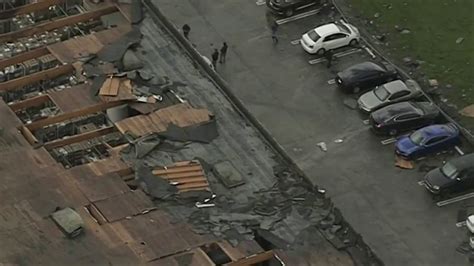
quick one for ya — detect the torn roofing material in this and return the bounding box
[97,26,143,68]
[114,102,213,137]
[157,119,219,144]
[152,160,211,193]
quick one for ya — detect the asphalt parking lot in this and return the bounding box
[152,0,473,265]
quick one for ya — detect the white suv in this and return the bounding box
[300,20,360,55]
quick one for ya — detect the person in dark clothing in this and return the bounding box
[325,49,333,68]
[211,49,219,69]
[182,24,190,39]
[271,21,279,44]
[219,42,228,63]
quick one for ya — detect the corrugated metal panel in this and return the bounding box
[152,160,210,193]
[114,102,212,137]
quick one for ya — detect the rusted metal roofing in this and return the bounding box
[114,102,212,137]
[152,160,211,193]
[46,25,133,63]
[48,83,99,113]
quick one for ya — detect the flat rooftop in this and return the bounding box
[0,1,377,265]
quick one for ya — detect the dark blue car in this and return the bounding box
[395,123,460,160]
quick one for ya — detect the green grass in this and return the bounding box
[350,0,473,112]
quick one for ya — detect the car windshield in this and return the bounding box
[337,24,350,34]
[307,30,321,42]
[441,162,458,179]
[374,86,390,101]
[409,130,425,145]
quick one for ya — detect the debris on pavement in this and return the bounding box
[317,142,328,152]
[395,156,414,169]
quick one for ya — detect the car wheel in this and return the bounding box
[349,39,359,46]
[389,129,398,136]
[316,48,326,55]
[284,8,294,17]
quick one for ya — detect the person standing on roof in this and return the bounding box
[219,42,228,63]
[211,49,219,70]
[182,24,191,39]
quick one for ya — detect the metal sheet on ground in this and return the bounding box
[276,8,321,25]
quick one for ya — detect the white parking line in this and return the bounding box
[456,221,467,227]
[290,39,300,45]
[362,45,376,59]
[417,180,426,186]
[436,192,474,207]
[308,48,362,65]
[455,146,464,156]
[256,0,266,6]
[276,8,321,25]
[380,138,396,145]
[362,119,369,125]
[327,79,335,85]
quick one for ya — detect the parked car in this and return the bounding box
[370,101,440,136]
[335,61,398,93]
[395,123,460,160]
[266,0,327,17]
[358,79,422,112]
[423,153,474,196]
[300,20,360,55]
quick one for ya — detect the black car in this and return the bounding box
[266,0,326,17]
[370,101,440,136]
[335,61,398,93]
[424,153,474,197]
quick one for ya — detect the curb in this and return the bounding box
[331,0,474,145]
[142,0,383,265]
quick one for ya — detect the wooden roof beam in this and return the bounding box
[0,47,50,69]
[44,126,116,150]
[0,64,74,92]
[0,5,118,43]
[0,0,66,20]
[27,101,125,131]
[9,94,51,112]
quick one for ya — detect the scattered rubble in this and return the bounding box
[456,37,464,44]
[317,142,328,152]
[429,79,439,87]
[400,29,411,34]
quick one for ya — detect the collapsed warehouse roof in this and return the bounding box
[0,0,380,265]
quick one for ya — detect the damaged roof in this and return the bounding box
[0,0,374,265]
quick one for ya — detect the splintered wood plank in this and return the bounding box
[99,77,120,96]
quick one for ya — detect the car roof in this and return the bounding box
[382,80,408,93]
[419,124,457,137]
[347,61,385,73]
[315,23,340,36]
[372,101,419,121]
[449,153,474,169]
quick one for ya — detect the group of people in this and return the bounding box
[182,24,228,70]
[182,17,334,70]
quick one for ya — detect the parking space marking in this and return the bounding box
[362,45,376,59]
[362,119,369,125]
[276,8,321,25]
[455,146,464,156]
[291,39,300,45]
[456,221,466,228]
[327,79,335,85]
[436,192,474,207]
[256,0,265,6]
[417,181,426,186]
[308,48,362,65]
[381,138,396,145]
